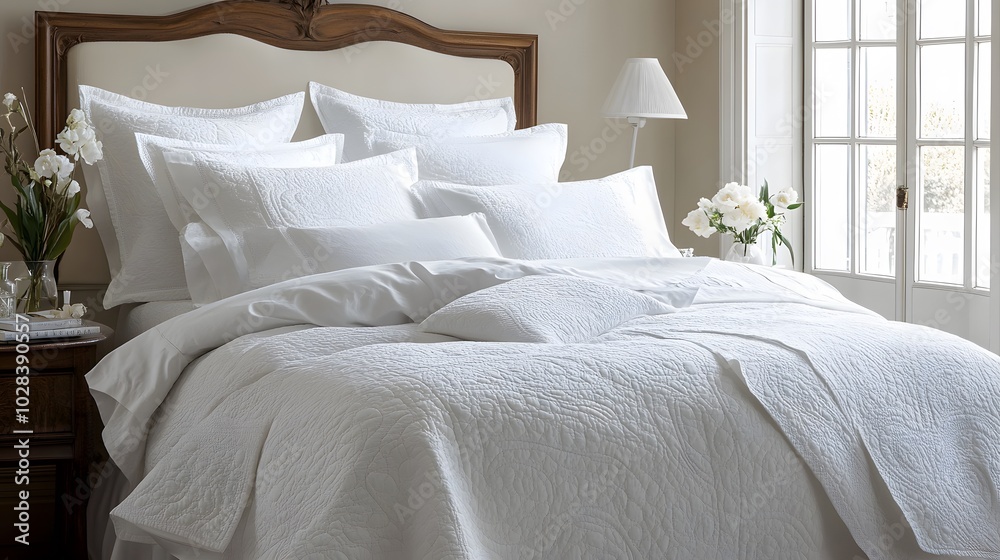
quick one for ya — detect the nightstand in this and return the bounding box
[0,332,106,559]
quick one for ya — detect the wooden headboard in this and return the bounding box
[31,0,538,292]
[36,0,538,147]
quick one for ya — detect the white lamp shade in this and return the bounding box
[602,58,687,120]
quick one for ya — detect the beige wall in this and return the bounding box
[0,0,678,291]
[672,0,722,257]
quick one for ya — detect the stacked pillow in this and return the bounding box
[83,82,680,307]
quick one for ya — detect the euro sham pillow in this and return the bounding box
[165,148,420,286]
[182,214,502,303]
[413,166,682,260]
[309,82,515,162]
[138,134,344,303]
[365,123,568,185]
[136,133,344,232]
[420,274,674,343]
[79,85,305,307]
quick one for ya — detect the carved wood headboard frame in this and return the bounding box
[34,0,538,148]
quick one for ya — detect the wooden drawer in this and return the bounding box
[0,373,74,435]
[0,463,59,559]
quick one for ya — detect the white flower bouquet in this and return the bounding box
[682,180,802,265]
[0,92,103,310]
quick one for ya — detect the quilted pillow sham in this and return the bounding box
[165,148,420,289]
[309,82,515,162]
[137,134,345,302]
[182,214,502,303]
[420,274,674,343]
[136,133,344,232]
[79,85,305,307]
[365,123,568,185]
[413,166,682,260]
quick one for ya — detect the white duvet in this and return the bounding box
[87,257,1000,560]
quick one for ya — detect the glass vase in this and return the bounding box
[725,242,767,266]
[17,260,58,313]
[0,263,15,319]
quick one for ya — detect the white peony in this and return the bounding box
[772,188,799,210]
[712,182,755,212]
[697,197,715,212]
[33,149,74,181]
[682,208,716,238]
[2,93,16,111]
[721,198,767,232]
[74,208,93,229]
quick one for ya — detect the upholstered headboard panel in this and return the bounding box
[34,0,538,286]
[67,36,518,141]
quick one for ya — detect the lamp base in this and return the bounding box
[626,117,647,168]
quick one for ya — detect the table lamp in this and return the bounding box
[602,58,687,168]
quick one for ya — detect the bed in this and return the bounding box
[35,2,1000,559]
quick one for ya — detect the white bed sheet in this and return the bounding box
[86,257,1000,560]
[115,301,198,344]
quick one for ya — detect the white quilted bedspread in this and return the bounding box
[87,257,1000,560]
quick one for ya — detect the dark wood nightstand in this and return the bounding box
[0,332,106,559]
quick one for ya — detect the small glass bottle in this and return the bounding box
[0,263,17,319]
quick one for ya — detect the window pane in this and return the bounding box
[920,0,967,39]
[860,47,897,137]
[860,145,897,276]
[920,44,966,139]
[816,0,852,41]
[979,0,991,36]
[815,144,851,271]
[919,146,966,284]
[815,49,851,137]
[977,148,991,289]
[860,0,897,40]
[979,42,991,140]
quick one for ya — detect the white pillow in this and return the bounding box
[414,166,682,260]
[179,222,229,305]
[365,123,568,185]
[79,86,305,307]
[182,214,502,303]
[136,133,344,232]
[309,82,515,162]
[139,135,343,305]
[420,275,674,343]
[166,148,420,281]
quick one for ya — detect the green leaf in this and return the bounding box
[44,220,75,260]
[774,229,795,266]
[786,203,804,210]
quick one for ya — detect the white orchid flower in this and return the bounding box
[78,138,103,165]
[74,208,93,229]
[64,180,81,197]
[66,108,87,129]
[2,93,16,111]
[33,149,74,182]
[50,303,87,319]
